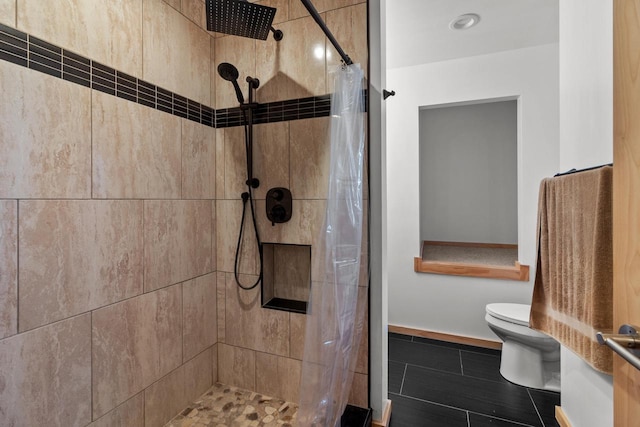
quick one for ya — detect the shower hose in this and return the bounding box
[233,109,263,290]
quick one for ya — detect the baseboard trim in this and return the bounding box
[388,325,502,350]
[372,399,392,427]
[555,406,571,427]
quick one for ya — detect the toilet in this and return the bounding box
[485,303,560,392]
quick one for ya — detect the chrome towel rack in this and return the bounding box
[597,324,640,371]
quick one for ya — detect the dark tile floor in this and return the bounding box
[388,332,560,427]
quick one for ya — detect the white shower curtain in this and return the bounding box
[297,64,367,427]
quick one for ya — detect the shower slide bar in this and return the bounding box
[299,0,354,66]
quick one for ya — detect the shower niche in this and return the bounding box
[261,243,311,314]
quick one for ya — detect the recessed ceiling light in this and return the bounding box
[449,13,481,30]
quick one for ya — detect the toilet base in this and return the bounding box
[500,339,560,392]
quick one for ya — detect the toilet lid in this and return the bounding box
[486,303,530,326]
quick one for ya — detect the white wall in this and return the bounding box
[386,43,559,340]
[419,101,518,244]
[559,1,613,172]
[558,0,613,426]
[368,0,389,421]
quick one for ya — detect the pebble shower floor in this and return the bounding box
[165,383,298,426]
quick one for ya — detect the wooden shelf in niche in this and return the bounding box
[414,241,529,281]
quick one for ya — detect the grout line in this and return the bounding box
[141,200,146,293]
[140,0,144,83]
[16,278,199,337]
[527,388,545,427]
[287,121,291,191]
[15,200,19,335]
[467,408,537,427]
[6,197,235,201]
[391,359,462,374]
[389,393,537,427]
[390,335,542,426]
[181,281,185,364]
[388,392,468,417]
[90,89,93,200]
[459,350,464,375]
[399,363,407,395]
[142,388,146,426]
[180,119,184,200]
[391,358,510,386]
[90,311,94,420]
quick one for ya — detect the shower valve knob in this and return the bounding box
[270,205,287,226]
[266,187,292,226]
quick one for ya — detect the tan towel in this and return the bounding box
[530,166,613,374]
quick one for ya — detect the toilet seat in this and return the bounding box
[486,303,530,327]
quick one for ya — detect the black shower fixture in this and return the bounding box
[217,62,245,104]
[218,61,264,291]
[266,188,293,226]
[206,0,283,41]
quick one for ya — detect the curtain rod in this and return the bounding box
[554,163,613,177]
[299,0,353,66]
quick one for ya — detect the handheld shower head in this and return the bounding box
[217,62,239,81]
[218,62,244,104]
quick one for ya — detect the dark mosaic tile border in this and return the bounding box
[0,22,367,129]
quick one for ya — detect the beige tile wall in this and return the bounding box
[18,200,144,331]
[0,200,17,340]
[0,0,368,424]
[143,0,211,105]
[326,2,369,87]
[144,364,190,427]
[215,0,369,408]
[0,0,15,26]
[289,0,364,20]
[256,352,302,402]
[0,1,218,425]
[272,244,312,301]
[224,273,290,356]
[218,343,257,390]
[92,93,182,199]
[256,15,327,102]
[216,199,261,275]
[0,314,92,426]
[143,200,213,291]
[214,35,257,109]
[182,0,207,30]
[92,284,183,418]
[290,117,331,198]
[0,61,92,199]
[17,0,143,77]
[182,120,217,199]
[183,273,217,360]
[88,393,145,427]
[222,121,291,200]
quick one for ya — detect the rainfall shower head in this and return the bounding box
[206,0,278,41]
[218,62,245,104]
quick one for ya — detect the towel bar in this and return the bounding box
[596,324,640,371]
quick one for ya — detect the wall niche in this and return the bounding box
[415,99,529,281]
[261,243,311,313]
